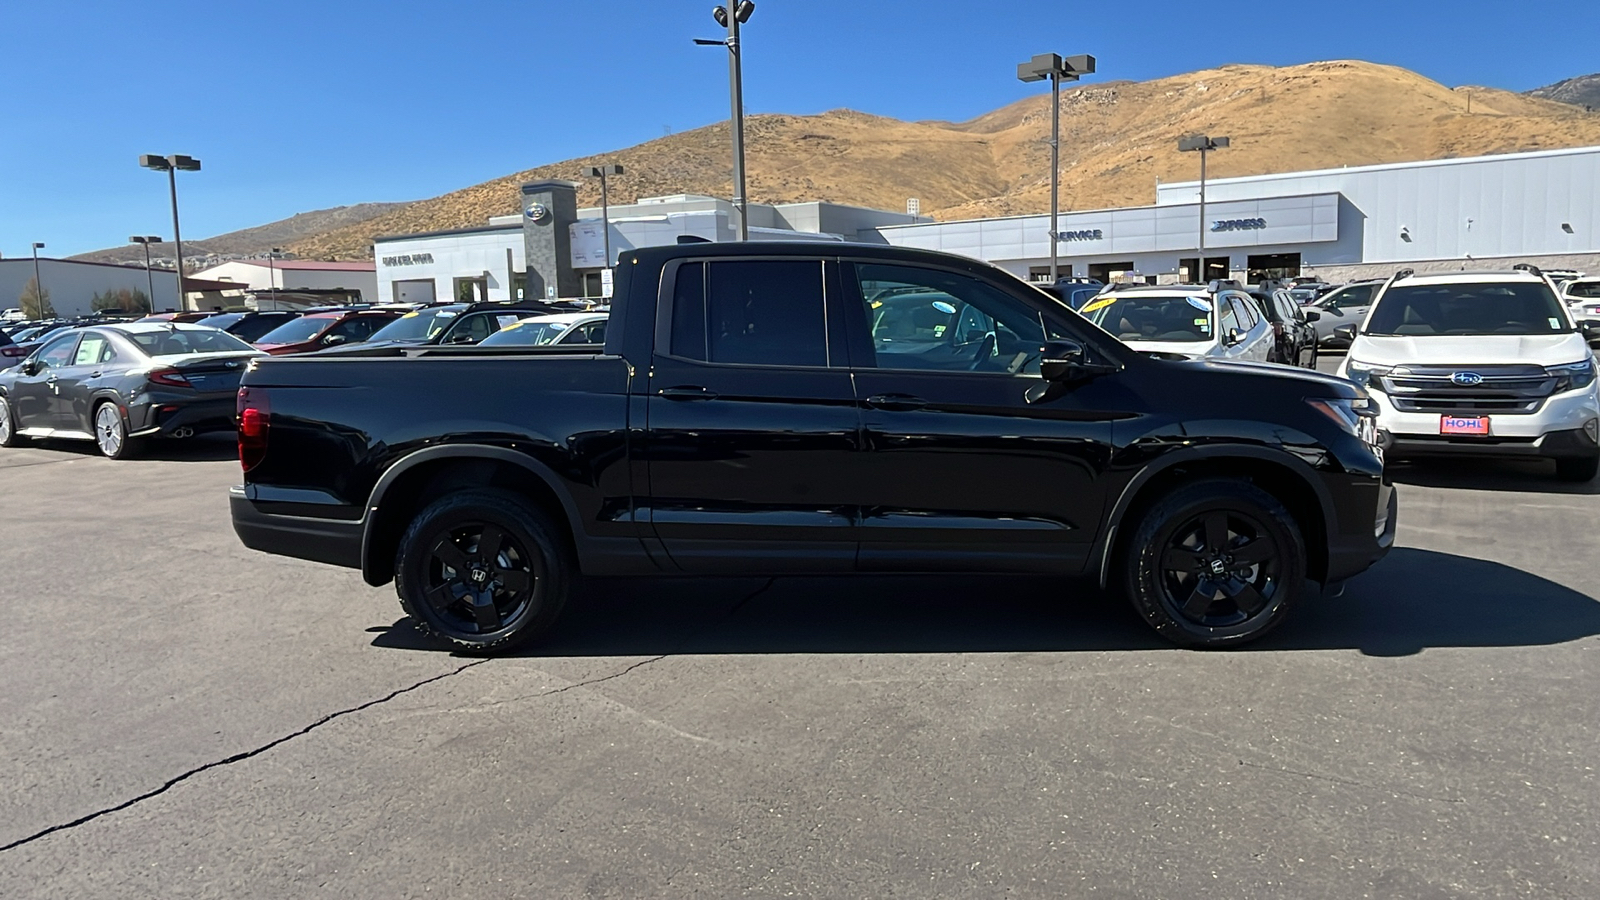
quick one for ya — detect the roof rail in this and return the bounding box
[1511,262,1543,277]
[1393,268,1415,281]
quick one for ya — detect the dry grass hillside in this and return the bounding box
[290,60,1600,260]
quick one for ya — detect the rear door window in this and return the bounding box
[669,260,829,367]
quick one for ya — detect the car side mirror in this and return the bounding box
[446,333,475,344]
[1039,340,1089,382]
[1582,321,1600,345]
[19,359,38,376]
[1304,310,1322,322]
[322,334,348,346]
[1225,328,1244,346]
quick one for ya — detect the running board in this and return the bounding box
[17,428,95,441]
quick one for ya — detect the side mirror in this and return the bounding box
[322,334,348,346]
[1039,340,1088,382]
[446,333,475,344]
[1582,321,1600,345]
[1225,328,1244,346]
[1304,310,1322,323]
[19,359,39,376]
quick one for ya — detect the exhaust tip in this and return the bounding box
[171,426,194,439]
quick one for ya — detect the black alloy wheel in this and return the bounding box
[395,491,572,654]
[1124,479,1305,648]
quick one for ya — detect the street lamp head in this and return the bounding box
[32,242,45,249]
[139,154,172,171]
[169,154,201,171]
[713,5,727,26]
[735,1,755,22]
[1017,53,1095,84]
[1178,134,1231,152]
[584,164,625,178]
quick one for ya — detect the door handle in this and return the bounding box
[658,386,718,401]
[865,393,928,411]
[89,372,102,379]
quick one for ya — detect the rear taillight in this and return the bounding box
[237,387,270,472]
[0,346,24,358]
[148,368,191,388]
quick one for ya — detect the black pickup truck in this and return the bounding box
[231,242,1395,651]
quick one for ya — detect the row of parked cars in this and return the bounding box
[0,298,611,458]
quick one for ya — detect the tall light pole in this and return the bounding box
[583,164,625,267]
[694,1,755,241]
[267,247,282,308]
[1018,53,1096,283]
[139,153,202,309]
[30,243,45,313]
[1178,134,1229,282]
[129,235,162,311]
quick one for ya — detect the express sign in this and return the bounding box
[1211,218,1267,232]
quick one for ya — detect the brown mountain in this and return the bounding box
[1528,73,1600,110]
[71,203,408,265]
[285,60,1600,260]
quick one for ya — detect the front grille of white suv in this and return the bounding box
[1379,365,1556,415]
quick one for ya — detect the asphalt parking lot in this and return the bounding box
[1,394,1597,898]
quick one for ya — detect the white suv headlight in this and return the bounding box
[1547,358,1597,393]
[1345,359,1394,390]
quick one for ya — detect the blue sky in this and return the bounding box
[3,0,1596,257]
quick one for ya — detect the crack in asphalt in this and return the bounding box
[0,659,493,855]
[1237,759,1465,804]
[0,577,782,854]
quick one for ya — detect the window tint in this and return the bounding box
[1227,295,1257,329]
[36,334,80,369]
[328,317,384,342]
[1328,283,1376,309]
[1274,292,1299,322]
[1219,300,1240,334]
[1568,282,1600,300]
[74,334,114,366]
[130,329,255,355]
[671,260,828,367]
[1083,294,1212,343]
[1367,282,1571,337]
[856,263,1070,374]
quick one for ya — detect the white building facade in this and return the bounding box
[372,196,930,304]
[879,145,1600,284]
[1,258,181,318]
[189,259,378,302]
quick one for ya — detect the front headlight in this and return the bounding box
[1344,359,1394,390]
[1547,358,1596,393]
[1306,396,1378,438]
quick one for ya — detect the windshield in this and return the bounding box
[254,316,333,344]
[195,313,243,330]
[480,320,571,346]
[1568,282,1600,300]
[1081,294,1213,343]
[129,329,256,356]
[1366,282,1573,336]
[1317,283,1377,310]
[369,307,463,342]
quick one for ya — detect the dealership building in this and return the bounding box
[373,145,1600,301]
[883,145,1600,285]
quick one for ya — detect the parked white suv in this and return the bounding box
[1561,276,1600,330]
[1337,267,1600,481]
[1079,284,1273,362]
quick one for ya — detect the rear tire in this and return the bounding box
[93,402,137,459]
[1555,455,1599,483]
[1122,478,1306,648]
[395,490,572,655]
[0,395,25,447]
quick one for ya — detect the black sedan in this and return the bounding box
[1247,288,1321,367]
[0,323,263,459]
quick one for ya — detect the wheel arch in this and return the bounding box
[360,445,583,587]
[1095,446,1336,589]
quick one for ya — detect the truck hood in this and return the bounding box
[1350,333,1591,367]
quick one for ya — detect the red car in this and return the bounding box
[251,309,403,355]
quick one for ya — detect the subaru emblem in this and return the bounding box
[1451,371,1483,386]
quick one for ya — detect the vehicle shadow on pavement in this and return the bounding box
[1387,458,1600,495]
[369,548,1600,658]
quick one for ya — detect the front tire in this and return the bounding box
[1122,478,1306,648]
[1555,455,1599,483]
[0,395,25,447]
[94,402,137,459]
[394,490,572,654]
